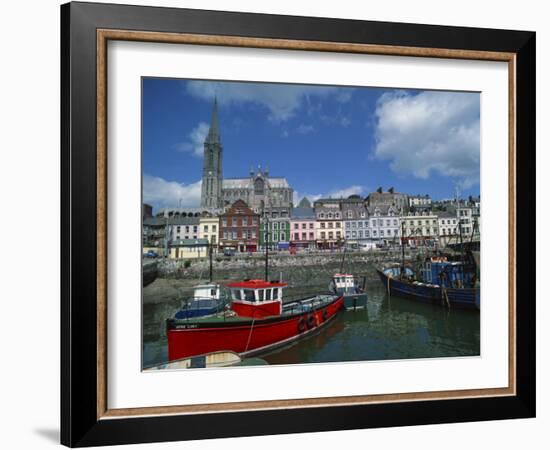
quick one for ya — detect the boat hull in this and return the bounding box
[377,269,480,310]
[342,292,368,310]
[167,296,344,361]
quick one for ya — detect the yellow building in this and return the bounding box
[199,216,220,250]
[169,239,209,259]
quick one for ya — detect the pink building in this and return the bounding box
[290,208,316,249]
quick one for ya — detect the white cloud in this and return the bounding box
[328,185,365,198]
[143,175,202,209]
[293,185,365,205]
[174,122,209,157]
[293,191,323,205]
[296,124,315,134]
[373,90,480,188]
[186,80,339,122]
[336,90,353,103]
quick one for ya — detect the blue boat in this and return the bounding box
[173,284,229,319]
[377,256,480,310]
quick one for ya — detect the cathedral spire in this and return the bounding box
[201,98,223,209]
[205,97,220,144]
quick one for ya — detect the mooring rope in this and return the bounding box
[244,317,256,353]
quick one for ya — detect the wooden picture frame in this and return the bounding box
[61,1,535,446]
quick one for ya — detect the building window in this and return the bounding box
[321,232,326,239]
[328,212,333,219]
[321,222,326,229]
[352,231,357,238]
[294,223,299,229]
[309,232,314,239]
[309,223,314,229]
[301,232,306,240]
[185,226,190,232]
[222,219,227,227]
[177,226,181,232]
[280,233,285,241]
[328,232,334,239]
[346,232,351,239]
[328,222,334,229]
[346,222,350,229]
[358,231,363,238]
[319,213,325,219]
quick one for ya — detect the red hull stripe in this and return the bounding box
[167,297,344,361]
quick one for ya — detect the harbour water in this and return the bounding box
[143,281,480,368]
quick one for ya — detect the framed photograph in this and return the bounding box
[61,1,535,447]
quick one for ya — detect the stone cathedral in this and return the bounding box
[200,100,294,213]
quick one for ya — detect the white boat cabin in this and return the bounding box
[332,274,356,290]
[192,284,222,300]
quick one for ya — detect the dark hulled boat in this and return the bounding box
[377,257,480,310]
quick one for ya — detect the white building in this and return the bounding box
[402,211,439,244]
[457,207,474,236]
[409,194,432,208]
[366,205,401,243]
[437,212,459,237]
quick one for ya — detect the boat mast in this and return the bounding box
[400,219,405,278]
[458,218,465,263]
[209,237,213,282]
[339,240,347,273]
[264,208,269,281]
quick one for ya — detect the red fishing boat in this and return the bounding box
[166,279,344,361]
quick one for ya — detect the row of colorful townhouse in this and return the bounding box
[143,198,479,258]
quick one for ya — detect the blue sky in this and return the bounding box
[142,78,480,211]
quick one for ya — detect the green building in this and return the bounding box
[259,209,291,250]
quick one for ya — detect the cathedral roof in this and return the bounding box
[222,177,290,189]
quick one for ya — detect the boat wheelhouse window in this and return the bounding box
[273,288,280,299]
[244,289,255,302]
[233,289,242,300]
[211,288,216,296]
[258,290,264,301]
[266,289,272,300]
